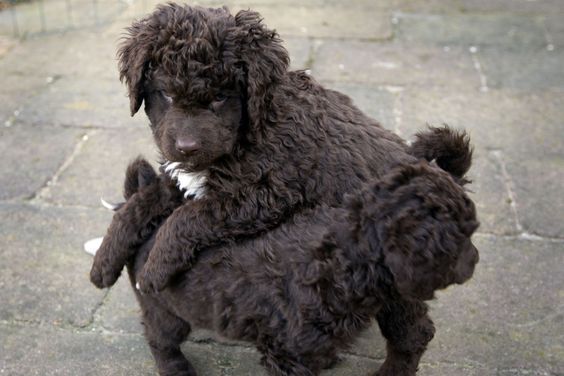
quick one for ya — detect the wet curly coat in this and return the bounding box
[89,4,479,375]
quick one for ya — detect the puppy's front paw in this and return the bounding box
[89,243,123,289]
[136,262,170,294]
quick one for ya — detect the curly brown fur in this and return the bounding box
[89,4,480,373]
[116,159,479,376]
[93,4,423,293]
[91,158,184,288]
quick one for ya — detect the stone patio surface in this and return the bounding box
[0,0,563,375]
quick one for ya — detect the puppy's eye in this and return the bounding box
[214,93,227,102]
[209,93,228,112]
[162,92,173,104]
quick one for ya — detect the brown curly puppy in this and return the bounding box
[116,156,478,376]
[92,125,476,375]
[91,4,420,294]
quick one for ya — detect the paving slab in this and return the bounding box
[0,124,85,200]
[0,203,110,327]
[460,0,564,15]
[505,157,564,238]
[39,127,158,208]
[478,47,564,91]
[15,74,144,128]
[393,13,547,48]
[312,42,480,89]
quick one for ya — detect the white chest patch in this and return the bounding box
[163,161,207,199]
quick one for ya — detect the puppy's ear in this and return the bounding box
[227,10,290,131]
[124,157,157,199]
[364,163,479,300]
[118,20,155,117]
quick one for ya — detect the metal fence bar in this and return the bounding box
[9,0,19,37]
[92,0,99,26]
[38,0,46,32]
[65,0,73,28]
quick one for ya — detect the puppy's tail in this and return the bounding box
[408,125,473,181]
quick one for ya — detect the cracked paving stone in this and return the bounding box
[0,203,110,327]
[41,127,157,208]
[312,42,479,89]
[0,125,85,200]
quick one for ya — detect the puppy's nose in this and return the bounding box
[175,137,199,155]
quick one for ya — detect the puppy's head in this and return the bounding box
[117,4,289,172]
[359,162,479,300]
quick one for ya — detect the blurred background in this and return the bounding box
[0,0,562,375]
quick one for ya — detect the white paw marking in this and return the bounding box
[83,237,103,256]
[163,161,207,199]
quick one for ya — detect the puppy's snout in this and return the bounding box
[175,137,200,155]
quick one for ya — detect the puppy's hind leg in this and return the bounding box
[134,291,196,376]
[374,299,435,376]
[127,239,196,376]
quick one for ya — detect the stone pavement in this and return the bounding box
[0,0,563,375]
